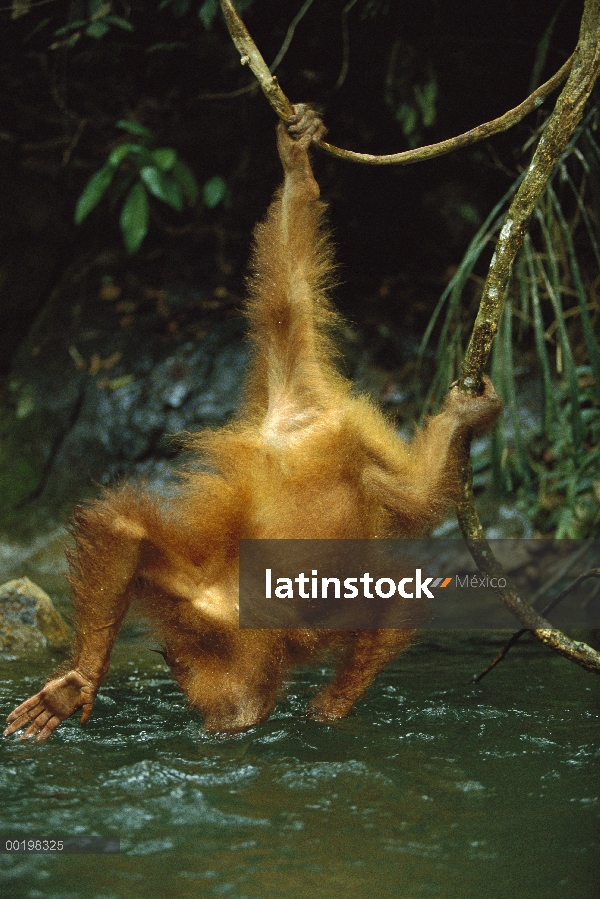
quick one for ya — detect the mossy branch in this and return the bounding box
[461,0,600,388]
[457,0,600,675]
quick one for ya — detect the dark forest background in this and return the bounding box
[0,0,582,360]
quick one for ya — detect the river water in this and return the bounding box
[1,627,598,899]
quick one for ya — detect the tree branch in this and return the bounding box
[457,0,600,675]
[319,56,573,164]
[218,0,573,164]
[473,567,600,682]
[218,0,294,120]
[460,0,600,389]
[202,0,316,102]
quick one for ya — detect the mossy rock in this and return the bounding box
[0,577,72,652]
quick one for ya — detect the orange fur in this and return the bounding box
[5,106,501,741]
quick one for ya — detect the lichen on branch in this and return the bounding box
[458,0,600,675]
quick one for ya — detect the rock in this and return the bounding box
[1,252,249,518]
[0,577,71,652]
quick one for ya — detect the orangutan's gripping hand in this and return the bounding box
[4,670,96,742]
[444,374,502,436]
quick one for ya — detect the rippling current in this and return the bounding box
[1,631,598,899]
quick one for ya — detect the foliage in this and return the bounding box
[202,176,229,208]
[420,107,600,537]
[158,0,255,29]
[74,121,200,252]
[47,0,134,49]
[26,0,257,46]
[516,367,600,538]
[384,40,437,147]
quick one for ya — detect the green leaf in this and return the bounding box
[395,103,417,136]
[108,142,139,167]
[525,237,556,436]
[53,20,86,37]
[50,33,82,50]
[89,0,109,15]
[172,159,198,204]
[457,203,479,226]
[528,2,563,92]
[534,209,585,453]
[152,148,177,171]
[120,182,149,253]
[203,175,227,209]
[104,15,134,32]
[85,22,110,39]
[74,165,115,224]
[140,167,183,211]
[116,120,154,140]
[414,77,437,128]
[198,0,219,29]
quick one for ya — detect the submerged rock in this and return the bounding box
[0,577,71,652]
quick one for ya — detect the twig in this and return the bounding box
[199,83,260,101]
[218,0,573,163]
[528,541,592,606]
[201,0,315,102]
[62,117,88,167]
[269,0,316,74]
[474,567,600,682]
[218,0,293,120]
[334,1,353,92]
